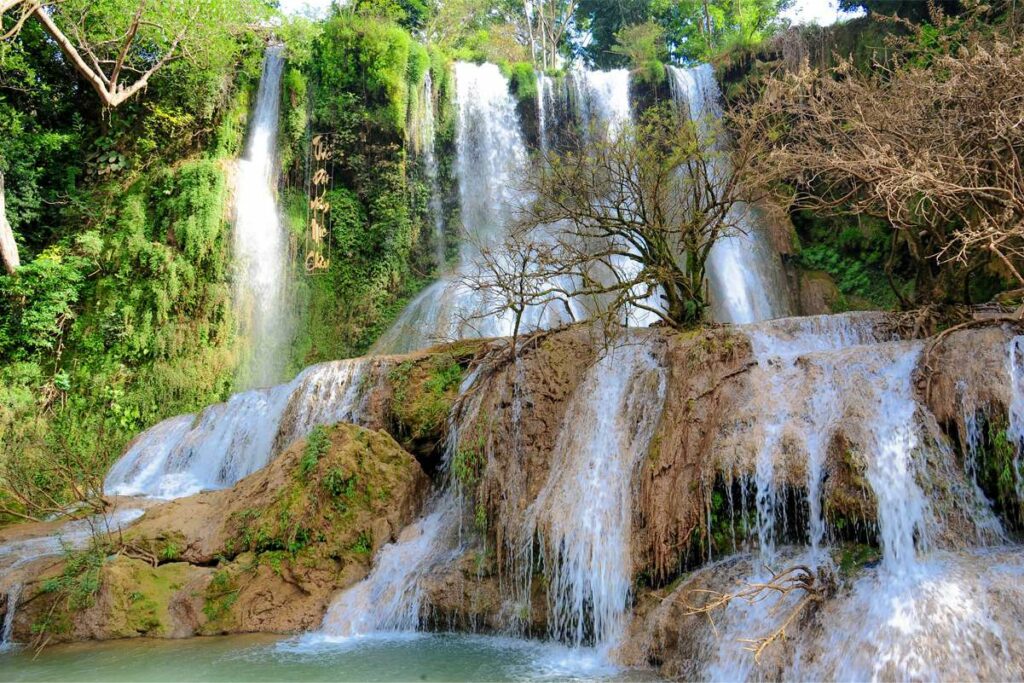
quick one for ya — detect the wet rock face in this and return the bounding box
[10,424,429,643]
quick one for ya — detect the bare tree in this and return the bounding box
[516,104,768,327]
[521,0,577,70]
[740,20,1024,304]
[458,229,578,354]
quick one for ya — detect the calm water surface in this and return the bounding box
[0,632,661,682]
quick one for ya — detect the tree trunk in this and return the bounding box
[0,171,20,275]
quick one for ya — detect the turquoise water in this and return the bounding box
[0,632,660,682]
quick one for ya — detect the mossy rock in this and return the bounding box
[387,343,480,464]
[228,424,426,563]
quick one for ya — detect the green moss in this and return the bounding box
[300,425,331,477]
[389,352,467,442]
[350,530,373,556]
[836,543,881,577]
[231,424,419,564]
[202,568,240,626]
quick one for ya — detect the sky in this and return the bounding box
[279,0,865,25]
[783,0,865,25]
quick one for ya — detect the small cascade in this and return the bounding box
[410,71,446,267]
[517,341,667,653]
[318,368,484,638]
[233,45,292,389]
[570,68,632,139]
[0,583,21,651]
[684,313,1012,680]
[744,313,885,561]
[537,72,552,153]
[104,358,380,499]
[0,508,146,573]
[1006,336,1024,500]
[667,64,790,325]
[319,494,462,637]
[0,508,145,649]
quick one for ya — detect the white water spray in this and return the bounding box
[233,45,292,388]
[521,341,666,654]
[104,359,378,499]
[667,64,790,325]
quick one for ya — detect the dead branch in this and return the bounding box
[672,564,835,663]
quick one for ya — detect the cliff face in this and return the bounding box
[3,314,1022,658]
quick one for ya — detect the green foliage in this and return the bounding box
[0,248,90,359]
[315,15,415,134]
[160,542,181,562]
[651,0,791,63]
[610,22,667,84]
[202,569,239,623]
[0,32,261,521]
[288,14,444,364]
[350,530,373,555]
[389,354,465,440]
[452,431,486,491]
[41,543,107,611]
[793,211,905,309]
[506,61,538,101]
[300,425,331,477]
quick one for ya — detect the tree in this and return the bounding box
[2,0,261,109]
[739,27,1024,304]
[0,0,261,271]
[610,21,668,83]
[459,229,579,353]
[0,172,18,274]
[514,104,768,327]
[520,0,578,70]
[652,0,792,63]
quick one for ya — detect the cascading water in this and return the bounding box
[0,507,144,649]
[410,71,446,268]
[516,341,667,655]
[0,583,20,651]
[373,62,569,354]
[233,45,292,388]
[319,494,463,638]
[570,68,632,139]
[104,358,380,499]
[667,64,790,325]
[317,369,484,638]
[687,313,1013,680]
[1006,335,1024,499]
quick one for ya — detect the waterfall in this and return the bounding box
[570,68,632,139]
[667,64,790,325]
[104,358,380,499]
[319,493,462,637]
[518,341,667,654]
[537,73,551,153]
[410,71,446,268]
[233,45,292,388]
[373,62,567,354]
[1006,336,1024,500]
